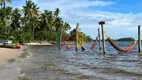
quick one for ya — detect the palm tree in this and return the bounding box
[0,0,12,9]
[23,0,39,41]
[54,17,63,30]
[10,8,21,41]
[63,22,71,31]
[11,8,21,31]
[46,11,54,41]
[40,10,49,41]
[61,22,71,40]
[54,8,60,18]
[11,8,21,39]
[0,0,12,39]
[0,6,12,39]
[40,10,55,41]
[5,6,12,37]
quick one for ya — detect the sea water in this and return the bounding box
[0,41,142,80]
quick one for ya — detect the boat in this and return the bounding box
[0,40,21,49]
[0,45,21,49]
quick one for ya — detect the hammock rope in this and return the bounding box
[89,35,99,50]
[78,34,99,51]
[104,31,138,52]
[78,41,86,51]
[61,28,75,50]
[76,31,86,51]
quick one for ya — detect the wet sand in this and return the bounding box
[0,47,21,64]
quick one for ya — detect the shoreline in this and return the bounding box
[24,42,53,46]
[0,46,23,65]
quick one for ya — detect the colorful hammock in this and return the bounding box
[78,41,86,51]
[104,31,138,52]
[61,42,75,50]
[78,34,99,51]
[61,30,75,50]
[89,35,99,50]
[76,32,86,51]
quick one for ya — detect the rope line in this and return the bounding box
[104,31,138,52]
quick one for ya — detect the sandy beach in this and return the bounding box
[0,47,21,64]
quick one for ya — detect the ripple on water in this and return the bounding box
[2,42,141,80]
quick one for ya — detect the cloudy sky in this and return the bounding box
[9,0,142,39]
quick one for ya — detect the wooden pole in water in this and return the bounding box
[76,23,79,52]
[60,27,64,50]
[58,28,61,50]
[61,28,65,45]
[98,28,102,50]
[81,32,83,45]
[99,21,106,55]
[138,25,141,53]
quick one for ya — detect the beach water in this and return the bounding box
[0,41,142,80]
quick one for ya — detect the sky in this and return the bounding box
[8,0,142,39]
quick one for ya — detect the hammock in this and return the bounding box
[61,29,75,50]
[61,41,75,50]
[76,32,86,51]
[104,31,138,52]
[78,34,99,51]
[61,34,75,50]
[65,45,75,50]
[78,41,86,51]
[81,45,86,51]
[61,42,75,50]
[89,35,99,50]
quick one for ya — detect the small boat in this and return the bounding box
[0,45,21,49]
[15,45,21,49]
[0,40,21,49]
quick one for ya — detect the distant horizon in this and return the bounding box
[7,0,142,39]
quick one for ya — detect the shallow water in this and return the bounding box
[1,41,142,80]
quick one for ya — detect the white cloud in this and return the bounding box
[11,0,142,39]
[31,0,38,3]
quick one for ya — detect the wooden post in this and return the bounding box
[58,28,61,50]
[99,21,106,55]
[60,28,63,49]
[138,25,141,53]
[81,32,83,45]
[98,28,102,50]
[76,23,79,52]
[61,28,65,45]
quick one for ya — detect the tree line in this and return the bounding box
[0,0,93,43]
[103,37,135,41]
[115,37,134,41]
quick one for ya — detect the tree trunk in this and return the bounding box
[46,24,47,41]
[32,25,34,41]
[4,0,5,9]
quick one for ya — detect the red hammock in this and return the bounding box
[78,34,99,51]
[89,35,99,50]
[78,41,86,51]
[61,32,75,50]
[61,41,75,50]
[104,32,138,52]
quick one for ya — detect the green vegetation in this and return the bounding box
[69,28,93,42]
[44,63,53,69]
[103,37,135,41]
[43,60,55,69]
[0,0,92,43]
[115,37,134,41]
[77,75,90,79]
[7,58,16,63]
